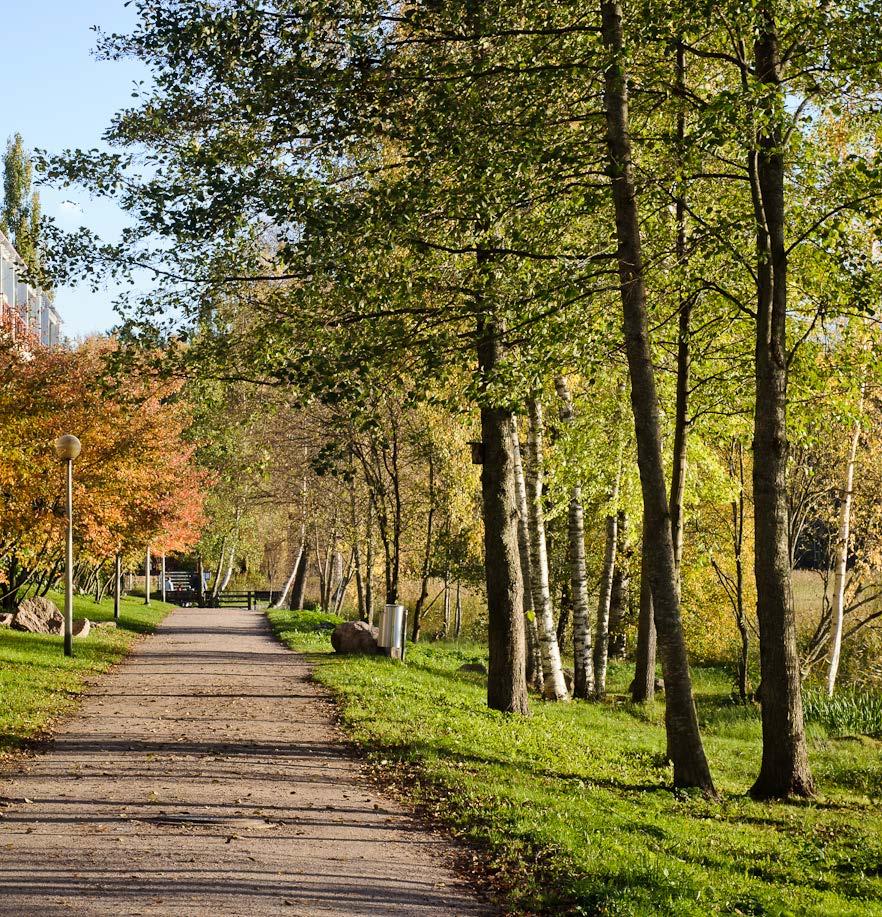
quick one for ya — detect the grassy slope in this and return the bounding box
[269,608,882,916]
[0,590,174,756]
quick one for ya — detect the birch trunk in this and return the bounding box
[272,540,303,609]
[454,581,462,638]
[511,416,543,692]
[608,511,630,659]
[220,543,236,592]
[600,0,714,792]
[412,448,436,643]
[525,398,569,701]
[593,509,619,698]
[827,388,863,696]
[210,537,226,602]
[289,546,308,611]
[554,376,594,698]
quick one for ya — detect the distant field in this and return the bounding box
[0,590,174,756]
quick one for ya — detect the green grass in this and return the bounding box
[0,590,174,756]
[269,608,882,916]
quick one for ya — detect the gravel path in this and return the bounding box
[0,607,490,915]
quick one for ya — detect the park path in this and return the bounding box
[0,607,490,916]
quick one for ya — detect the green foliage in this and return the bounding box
[0,590,174,756]
[1,132,42,280]
[270,610,882,915]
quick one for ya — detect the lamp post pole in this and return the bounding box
[114,553,122,622]
[145,545,152,606]
[54,435,81,658]
[161,553,167,603]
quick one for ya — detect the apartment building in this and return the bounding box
[0,228,61,347]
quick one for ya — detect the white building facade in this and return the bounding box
[0,228,61,346]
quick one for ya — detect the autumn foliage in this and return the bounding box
[0,335,207,608]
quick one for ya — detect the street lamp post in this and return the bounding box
[145,545,152,606]
[114,553,122,622]
[54,435,81,658]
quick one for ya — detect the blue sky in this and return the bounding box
[4,2,148,337]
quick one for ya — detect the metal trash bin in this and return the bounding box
[378,603,407,660]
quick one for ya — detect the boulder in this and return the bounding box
[330,620,379,655]
[72,618,91,639]
[11,597,63,634]
[457,661,488,675]
[0,613,13,628]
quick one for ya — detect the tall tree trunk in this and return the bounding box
[145,544,153,606]
[608,510,630,659]
[220,544,236,592]
[478,316,529,715]
[600,0,714,792]
[272,535,303,610]
[669,37,691,577]
[749,15,813,799]
[454,580,462,638]
[442,566,451,638]
[827,386,863,696]
[210,537,226,602]
[511,416,543,692]
[631,524,657,703]
[412,447,436,642]
[733,440,750,701]
[557,581,571,649]
[525,398,569,702]
[554,375,594,698]
[332,550,354,615]
[349,474,366,621]
[289,544,308,611]
[365,503,375,625]
[594,507,619,698]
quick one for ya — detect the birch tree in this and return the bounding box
[525,398,569,701]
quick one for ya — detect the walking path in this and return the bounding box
[0,607,489,915]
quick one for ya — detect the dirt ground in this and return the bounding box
[0,607,492,915]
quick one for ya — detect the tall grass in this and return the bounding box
[804,687,882,738]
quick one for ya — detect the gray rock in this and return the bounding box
[72,618,91,639]
[330,620,379,654]
[12,597,63,634]
[0,613,13,628]
[457,662,488,675]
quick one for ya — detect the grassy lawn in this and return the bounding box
[269,608,882,916]
[0,590,174,757]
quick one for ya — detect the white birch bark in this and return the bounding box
[594,445,623,698]
[827,386,864,696]
[220,541,236,592]
[525,398,569,701]
[554,376,595,698]
[511,416,543,693]
[271,542,303,609]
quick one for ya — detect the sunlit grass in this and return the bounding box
[269,607,882,916]
[0,589,174,756]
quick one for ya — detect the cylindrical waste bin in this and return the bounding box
[378,603,406,660]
